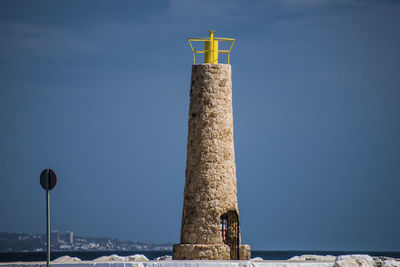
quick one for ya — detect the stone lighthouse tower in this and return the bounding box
[173,31,251,260]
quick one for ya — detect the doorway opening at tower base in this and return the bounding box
[220,211,239,260]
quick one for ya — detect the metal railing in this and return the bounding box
[188,31,235,64]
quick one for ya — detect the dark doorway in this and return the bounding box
[220,211,239,259]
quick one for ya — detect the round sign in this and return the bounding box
[40,168,57,190]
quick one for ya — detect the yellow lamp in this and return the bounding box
[188,31,235,64]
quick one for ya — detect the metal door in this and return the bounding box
[221,211,239,260]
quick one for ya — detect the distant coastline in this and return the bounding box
[0,232,172,252]
[2,232,399,263]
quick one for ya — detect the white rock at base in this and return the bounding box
[335,254,376,267]
[153,255,172,261]
[53,255,82,262]
[127,254,149,261]
[251,257,264,261]
[383,260,400,267]
[93,254,149,262]
[93,254,127,262]
[289,255,336,262]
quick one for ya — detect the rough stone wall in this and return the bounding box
[174,64,250,260]
[173,244,230,260]
[239,245,251,260]
[180,64,238,245]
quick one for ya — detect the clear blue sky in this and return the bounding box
[1,0,399,251]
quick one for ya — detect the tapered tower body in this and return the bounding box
[173,31,251,260]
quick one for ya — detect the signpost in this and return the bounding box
[40,169,57,267]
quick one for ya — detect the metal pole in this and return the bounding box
[46,169,50,267]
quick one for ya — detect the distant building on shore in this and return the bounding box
[66,231,73,245]
[50,230,59,243]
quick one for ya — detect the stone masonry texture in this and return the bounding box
[173,64,250,260]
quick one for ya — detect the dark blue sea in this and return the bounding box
[1,250,400,262]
